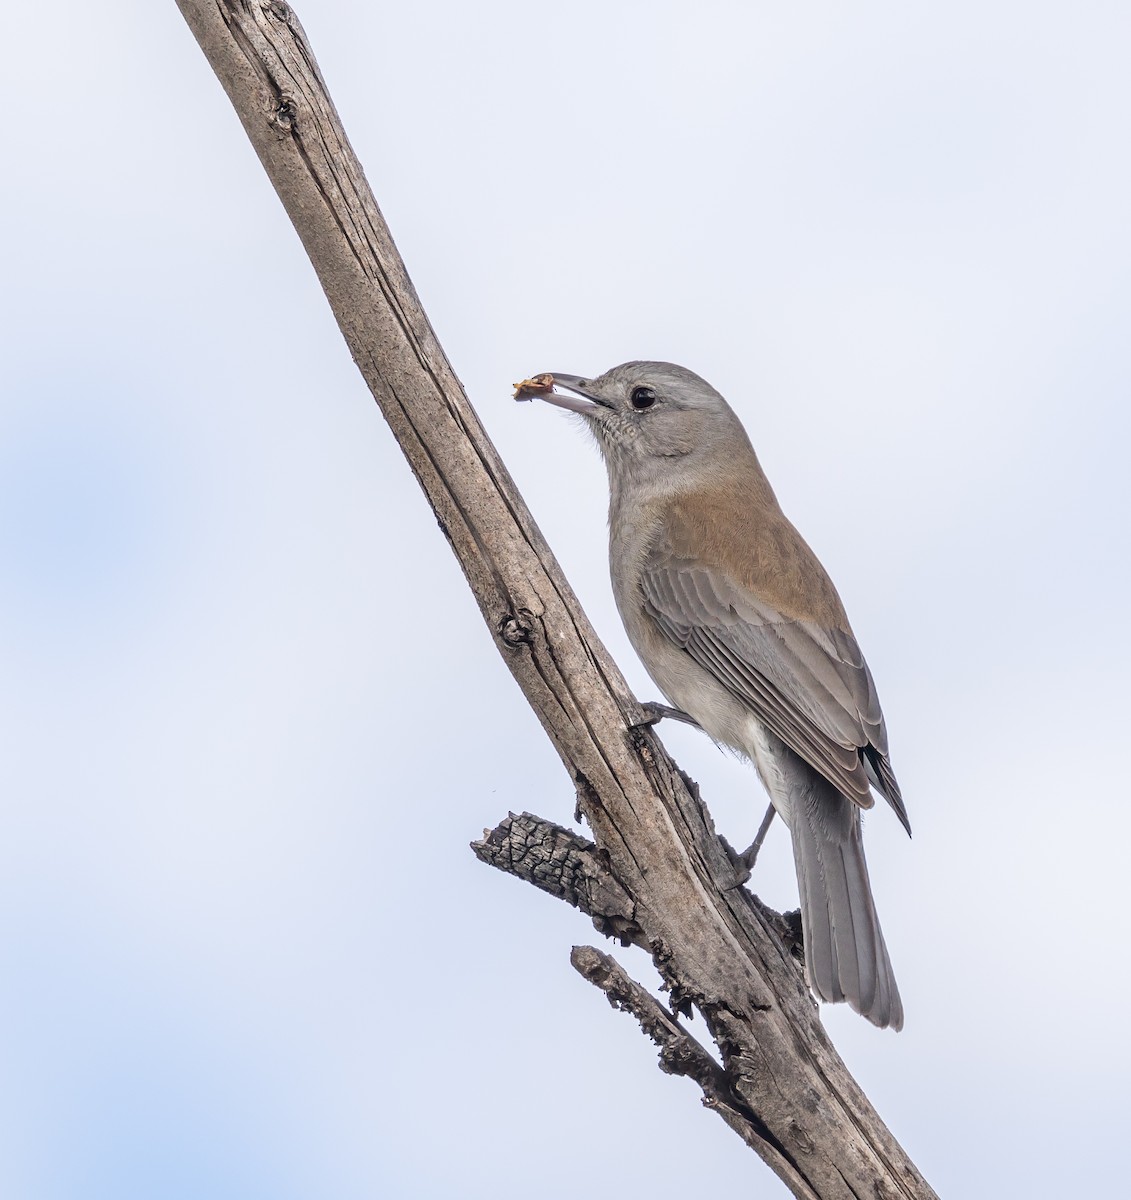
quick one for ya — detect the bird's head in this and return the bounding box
[522,361,753,497]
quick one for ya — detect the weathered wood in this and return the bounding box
[173,4,938,1197]
[472,812,645,947]
[570,944,815,1186]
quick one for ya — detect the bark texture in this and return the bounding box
[174,4,938,1197]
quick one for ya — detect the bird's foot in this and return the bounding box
[632,701,701,730]
[737,803,778,871]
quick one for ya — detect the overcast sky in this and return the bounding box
[2,2,1129,1197]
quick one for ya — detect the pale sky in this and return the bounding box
[2,2,1129,1197]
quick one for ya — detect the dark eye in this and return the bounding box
[630,386,657,410]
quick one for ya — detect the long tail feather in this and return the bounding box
[790,778,903,1030]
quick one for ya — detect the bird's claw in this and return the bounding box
[632,702,701,730]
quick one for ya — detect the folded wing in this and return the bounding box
[641,554,910,835]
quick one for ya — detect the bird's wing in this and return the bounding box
[641,554,910,833]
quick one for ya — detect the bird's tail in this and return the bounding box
[790,784,903,1031]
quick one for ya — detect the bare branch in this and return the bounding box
[472,812,645,947]
[571,945,824,1199]
[173,4,938,1197]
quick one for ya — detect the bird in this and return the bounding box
[520,361,909,1029]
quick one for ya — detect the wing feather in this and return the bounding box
[640,556,909,833]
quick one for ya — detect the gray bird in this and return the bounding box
[524,361,909,1029]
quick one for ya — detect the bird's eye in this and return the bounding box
[630,386,657,410]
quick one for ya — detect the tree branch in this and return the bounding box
[173,3,937,1197]
[472,812,645,947]
[569,945,821,1200]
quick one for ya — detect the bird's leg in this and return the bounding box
[632,701,702,730]
[739,803,778,870]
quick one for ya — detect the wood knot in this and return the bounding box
[264,0,292,20]
[788,1120,816,1155]
[499,609,535,647]
[272,94,297,131]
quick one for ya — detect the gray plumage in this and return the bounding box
[529,361,908,1030]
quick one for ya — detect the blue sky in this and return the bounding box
[2,2,1129,1196]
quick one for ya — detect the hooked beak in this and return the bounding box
[539,374,608,417]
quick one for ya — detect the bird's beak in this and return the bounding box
[539,374,608,417]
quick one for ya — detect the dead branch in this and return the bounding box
[173,4,937,1197]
